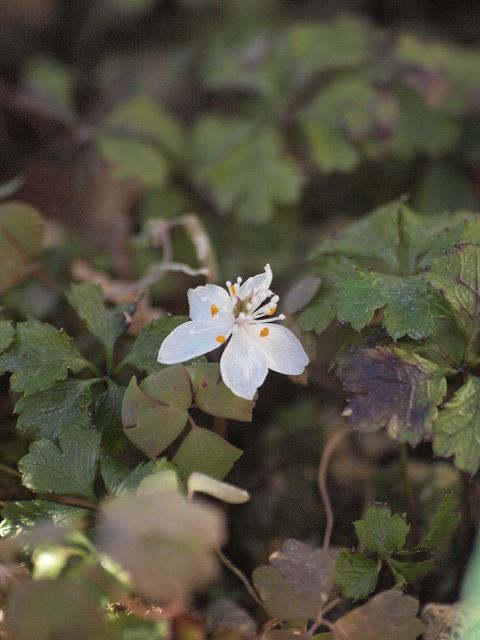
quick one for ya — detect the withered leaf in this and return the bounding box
[337,347,447,446]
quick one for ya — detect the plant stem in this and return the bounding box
[216,547,265,609]
[399,443,418,538]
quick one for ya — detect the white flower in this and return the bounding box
[157,264,309,400]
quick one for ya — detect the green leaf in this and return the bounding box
[121,374,189,458]
[191,117,302,222]
[0,320,14,353]
[354,505,410,556]
[0,318,90,396]
[140,365,192,410]
[187,363,254,421]
[15,378,93,440]
[18,426,101,499]
[23,56,73,109]
[334,549,380,600]
[0,501,88,537]
[173,426,242,480]
[94,381,125,449]
[433,375,480,473]
[389,559,434,586]
[426,243,480,343]
[338,347,447,446]
[97,135,168,188]
[419,494,460,549]
[103,96,184,160]
[290,15,369,74]
[122,316,187,373]
[298,289,337,334]
[330,590,425,639]
[67,282,134,365]
[99,491,225,601]
[0,201,44,293]
[5,580,105,640]
[337,272,448,340]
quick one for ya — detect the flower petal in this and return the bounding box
[238,264,273,307]
[188,285,234,322]
[246,323,309,375]
[158,320,233,364]
[220,326,268,400]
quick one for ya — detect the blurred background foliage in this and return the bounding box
[1,0,480,619]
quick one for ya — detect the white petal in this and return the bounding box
[220,326,268,400]
[238,264,273,307]
[158,320,233,364]
[187,285,234,321]
[245,323,309,375]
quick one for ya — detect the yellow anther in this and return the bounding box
[260,327,269,337]
[211,304,219,316]
[267,306,277,316]
[229,284,237,296]
[216,335,227,343]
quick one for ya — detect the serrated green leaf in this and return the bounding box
[67,282,134,364]
[389,559,434,586]
[419,494,460,549]
[0,201,44,293]
[121,375,189,458]
[97,135,168,188]
[122,315,187,373]
[433,375,480,473]
[187,363,254,421]
[354,505,410,556]
[18,426,101,499]
[338,347,447,446]
[0,319,90,396]
[191,117,302,222]
[426,243,480,343]
[0,501,89,537]
[0,320,14,353]
[298,289,337,334]
[173,426,242,480]
[334,549,380,600]
[15,378,93,439]
[337,272,448,339]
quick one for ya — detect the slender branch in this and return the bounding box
[318,428,349,552]
[216,548,265,609]
[0,463,21,480]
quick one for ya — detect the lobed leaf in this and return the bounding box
[173,426,242,480]
[122,315,187,373]
[334,550,380,600]
[354,505,410,556]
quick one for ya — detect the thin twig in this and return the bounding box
[104,262,208,300]
[216,548,265,609]
[318,428,349,552]
[0,463,21,480]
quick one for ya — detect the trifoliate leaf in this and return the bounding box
[122,315,187,373]
[354,505,410,555]
[419,494,460,550]
[98,491,225,601]
[433,375,480,473]
[337,347,447,445]
[290,15,369,74]
[187,472,250,504]
[173,426,242,480]
[15,379,93,440]
[426,243,480,343]
[140,365,192,410]
[330,590,425,639]
[0,501,88,538]
[18,426,101,499]
[191,117,302,222]
[67,282,134,365]
[5,580,105,640]
[0,202,44,293]
[334,550,380,600]
[187,363,254,421]
[121,373,190,458]
[337,272,448,339]
[0,319,90,396]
